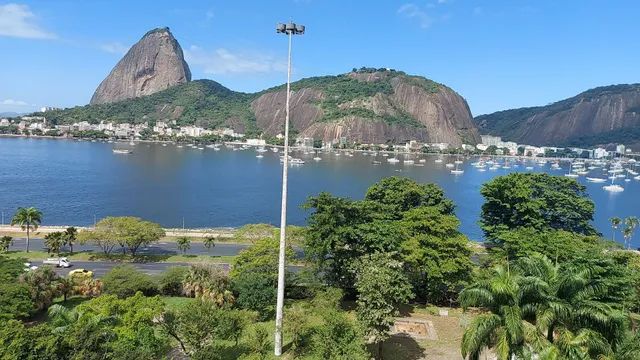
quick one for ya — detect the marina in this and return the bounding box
[0,136,638,242]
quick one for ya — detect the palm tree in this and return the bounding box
[610,217,622,244]
[516,255,627,357]
[460,265,533,360]
[203,236,216,253]
[0,235,12,253]
[65,226,77,254]
[44,231,65,256]
[11,207,42,253]
[622,217,639,250]
[176,236,191,255]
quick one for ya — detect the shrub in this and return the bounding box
[102,265,157,298]
[232,272,276,321]
[158,266,188,296]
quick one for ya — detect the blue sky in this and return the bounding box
[1,0,639,116]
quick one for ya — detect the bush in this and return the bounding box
[158,266,188,296]
[232,272,276,321]
[102,265,157,298]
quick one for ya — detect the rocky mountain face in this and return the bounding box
[51,69,481,145]
[90,27,191,105]
[475,84,640,147]
[251,71,480,145]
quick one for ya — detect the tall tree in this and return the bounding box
[43,231,65,256]
[610,217,622,243]
[353,252,413,360]
[65,226,77,254]
[304,177,457,294]
[78,217,164,256]
[400,206,473,305]
[176,236,191,255]
[623,216,639,249]
[11,207,42,253]
[203,236,216,253]
[480,173,596,240]
[0,236,12,253]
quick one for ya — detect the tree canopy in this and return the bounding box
[480,173,597,240]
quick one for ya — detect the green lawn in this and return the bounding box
[3,250,236,264]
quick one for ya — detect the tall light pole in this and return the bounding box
[274,21,304,357]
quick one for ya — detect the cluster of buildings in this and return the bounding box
[0,116,633,158]
[478,135,629,159]
[0,117,246,140]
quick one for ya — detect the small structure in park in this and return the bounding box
[392,318,438,340]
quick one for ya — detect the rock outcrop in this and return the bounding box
[251,71,480,145]
[90,27,191,105]
[475,84,640,147]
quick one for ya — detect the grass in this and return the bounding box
[2,250,237,264]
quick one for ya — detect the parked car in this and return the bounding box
[69,268,93,277]
[23,262,38,271]
[43,257,71,268]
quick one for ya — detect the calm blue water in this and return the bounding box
[0,137,637,242]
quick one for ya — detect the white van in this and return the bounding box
[43,257,71,268]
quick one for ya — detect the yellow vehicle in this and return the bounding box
[69,268,94,278]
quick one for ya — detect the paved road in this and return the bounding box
[8,237,250,257]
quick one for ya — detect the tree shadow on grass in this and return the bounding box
[372,335,425,360]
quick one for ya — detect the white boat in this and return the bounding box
[177,145,184,148]
[564,173,579,178]
[418,159,426,163]
[256,154,264,159]
[313,157,322,161]
[451,169,464,175]
[404,160,415,165]
[256,147,268,153]
[603,184,624,192]
[434,158,443,163]
[112,149,132,154]
[635,175,640,181]
[586,177,607,183]
[525,166,534,170]
[454,160,463,165]
[387,158,400,164]
[272,147,279,152]
[206,144,216,148]
[280,156,305,165]
[445,163,455,168]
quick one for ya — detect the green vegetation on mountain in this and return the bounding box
[44,80,258,131]
[475,84,640,147]
[41,69,455,135]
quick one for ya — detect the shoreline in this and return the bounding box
[1,133,630,162]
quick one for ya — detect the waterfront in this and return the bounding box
[0,137,637,242]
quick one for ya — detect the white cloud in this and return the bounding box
[100,42,128,54]
[1,99,29,106]
[185,46,287,75]
[0,3,56,39]
[398,4,433,29]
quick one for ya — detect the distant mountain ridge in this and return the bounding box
[37,27,483,145]
[475,84,640,147]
